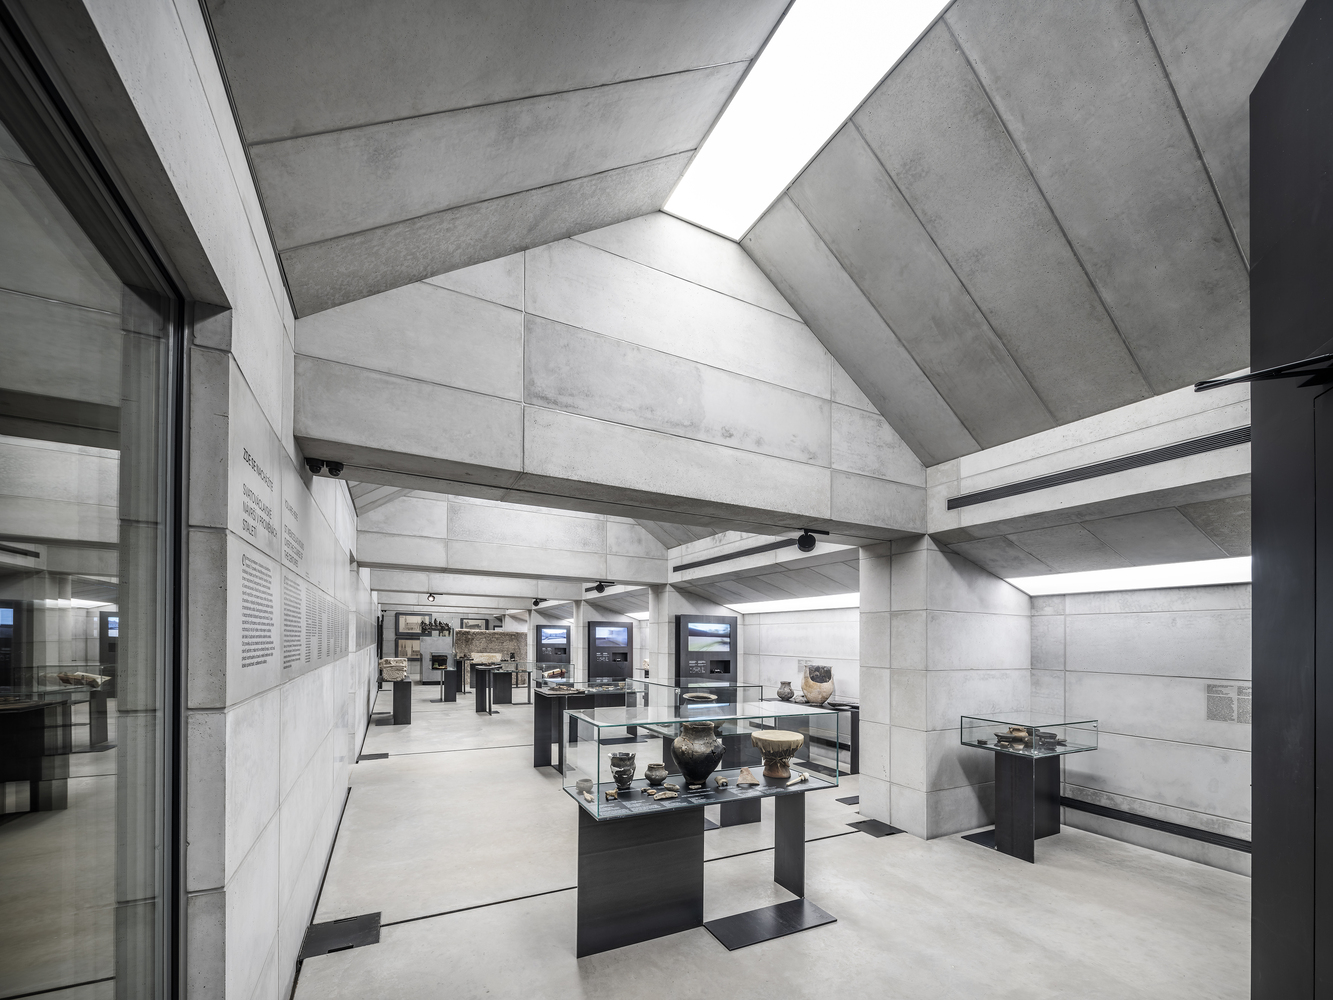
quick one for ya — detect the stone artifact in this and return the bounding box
[582,791,594,802]
[787,771,810,787]
[663,782,680,792]
[609,752,637,790]
[682,692,717,703]
[605,790,618,801]
[576,778,593,794]
[736,767,760,786]
[751,730,806,779]
[671,721,726,788]
[379,658,410,682]
[57,671,107,689]
[801,663,834,706]
[713,775,728,787]
[653,790,679,801]
[644,762,669,787]
[776,680,794,702]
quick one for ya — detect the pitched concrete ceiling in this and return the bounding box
[202,0,788,316]
[633,519,728,549]
[743,0,1302,467]
[681,559,860,607]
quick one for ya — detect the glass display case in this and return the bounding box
[534,674,633,696]
[960,715,1098,756]
[563,700,841,819]
[629,678,761,710]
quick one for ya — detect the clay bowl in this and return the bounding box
[751,729,805,779]
[682,693,718,703]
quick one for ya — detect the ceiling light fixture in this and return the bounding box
[532,598,547,608]
[585,581,616,594]
[724,593,860,615]
[425,593,436,602]
[1006,557,1251,597]
[796,527,830,553]
[626,611,650,621]
[664,0,949,240]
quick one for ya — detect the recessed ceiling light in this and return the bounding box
[724,593,860,615]
[1006,557,1251,597]
[626,611,650,621]
[664,0,948,240]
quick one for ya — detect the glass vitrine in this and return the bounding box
[960,715,1098,756]
[563,701,841,819]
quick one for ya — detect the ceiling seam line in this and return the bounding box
[190,0,298,321]
[941,15,1154,393]
[1129,0,1249,272]
[843,117,1057,430]
[1173,503,1240,558]
[275,150,696,256]
[243,61,753,148]
[566,234,803,323]
[782,195,980,456]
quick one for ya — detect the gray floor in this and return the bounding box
[296,683,1250,1000]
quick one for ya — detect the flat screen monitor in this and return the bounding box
[594,626,629,648]
[687,621,731,652]
[539,627,567,644]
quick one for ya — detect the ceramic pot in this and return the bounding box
[671,721,725,788]
[644,762,669,787]
[752,730,805,779]
[609,751,636,790]
[801,664,834,706]
[776,680,794,702]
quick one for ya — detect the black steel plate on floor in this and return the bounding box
[962,828,996,849]
[705,898,836,951]
[848,819,903,837]
[299,912,381,960]
[357,752,388,762]
[836,795,859,805]
[703,817,720,831]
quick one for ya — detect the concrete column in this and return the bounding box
[859,537,1030,839]
[647,586,669,685]
[571,600,588,683]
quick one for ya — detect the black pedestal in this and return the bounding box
[475,673,489,714]
[88,690,110,748]
[493,671,513,705]
[720,798,762,826]
[440,668,457,703]
[392,681,412,725]
[774,792,805,895]
[994,753,1060,863]
[576,806,704,957]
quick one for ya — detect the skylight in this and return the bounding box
[1006,557,1252,597]
[664,0,948,240]
[724,593,860,615]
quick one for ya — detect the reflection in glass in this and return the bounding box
[0,118,171,999]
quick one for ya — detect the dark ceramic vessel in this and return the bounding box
[671,721,725,788]
[609,751,636,790]
[644,762,669,787]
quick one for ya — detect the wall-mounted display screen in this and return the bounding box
[594,626,629,648]
[687,621,732,652]
[106,616,119,638]
[540,627,568,644]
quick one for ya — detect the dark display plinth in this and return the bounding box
[994,753,1060,863]
[437,668,457,703]
[391,680,412,725]
[0,700,71,811]
[534,686,628,771]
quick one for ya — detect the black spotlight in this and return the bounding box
[797,528,830,552]
[426,593,436,603]
[304,458,324,474]
[532,598,547,608]
[326,461,344,477]
[585,581,615,594]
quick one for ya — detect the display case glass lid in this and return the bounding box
[567,699,838,729]
[960,714,1098,757]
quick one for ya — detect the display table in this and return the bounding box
[565,701,842,955]
[960,715,1098,863]
[532,679,635,771]
[473,665,533,715]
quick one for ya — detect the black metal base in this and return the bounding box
[962,828,997,850]
[438,669,457,703]
[847,818,903,838]
[720,797,761,827]
[994,753,1060,863]
[391,680,412,725]
[705,898,836,951]
[836,795,860,806]
[299,912,381,959]
[576,805,704,957]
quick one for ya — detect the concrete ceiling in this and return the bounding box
[744,0,1302,466]
[948,494,1250,579]
[633,519,728,549]
[681,558,860,608]
[202,0,788,316]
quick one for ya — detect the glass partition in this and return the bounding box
[960,716,1099,756]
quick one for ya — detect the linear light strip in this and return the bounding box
[724,593,860,615]
[1006,557,1251,596]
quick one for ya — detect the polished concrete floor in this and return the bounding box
[295,682,1250,1000]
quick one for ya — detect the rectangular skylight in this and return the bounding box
[626,611,650,621]
[664,0,948,240]
[1006,557,1252,597]
[724,593,860,615]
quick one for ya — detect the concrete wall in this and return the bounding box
[859,538,1031,840]
[39,3,380,997]
[1032,584,1252,874]
[357,491,667,583]
[294,211,925,537]
[740,607,859,703]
